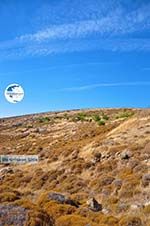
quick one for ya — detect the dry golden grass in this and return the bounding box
[0,108,150,225]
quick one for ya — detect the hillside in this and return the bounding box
[0,108,150,226]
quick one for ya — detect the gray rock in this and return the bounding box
[87,198,102,212]
[12,122,23,127]
[101,177,115,186]
[112,179,123,188]
[48,192,79,208]
[0,167,14,175]
[120,150,132,160]
[93,152,102,164]
[20,131,30,138]
[142,174,150,186]
[0,204,54,226]
[36,127,47,134]
[0,205,27,226]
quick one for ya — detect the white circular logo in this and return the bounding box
[4,84,24,104]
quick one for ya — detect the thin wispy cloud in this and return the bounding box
[0,1,150,60]
[0,61,119,76]
[19,4,150,42]
[0,38,150,61]
[58,81,150,92]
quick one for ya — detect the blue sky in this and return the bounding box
[0,0,150,117]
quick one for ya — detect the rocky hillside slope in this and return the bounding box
[0,108,150,226]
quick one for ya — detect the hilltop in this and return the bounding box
[0,108,150,226]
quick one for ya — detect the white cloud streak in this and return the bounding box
[58,81,150,92]
[1,38,150,60]
[18,4,150,42]
[0,2,150,60]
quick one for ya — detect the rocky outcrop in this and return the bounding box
[87,198,102,212]
[0,204,54,226]
[48,192,79,208]
[0,205,27,226]
[142,174,150,187]
[120,149,132,160]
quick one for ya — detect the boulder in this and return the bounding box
[0,204,54,226]
[0,205,27,226]
[120,150,132,160]
[0,167,14,175]
[20,131,30,138]
[112,179,123,189]
[92,152,102,164]
[48,192,79,208]
[87,198,102,212]
[101,176,115,186]
[142,174,150,187]
[36,127,47,134]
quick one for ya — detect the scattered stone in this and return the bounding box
[20,131,30,138]
[0,204,54,226]
[112,179,123,188]
[0,167,14,175]
[101,152,111,159]
[48,192,79,208]
[36,127,48,134]
[84,161,93,169]
[120,150,132,160]
[142,174,150,187]
[130,204,144,210]
[87,198,102,212]
[0,204,27,226]
[102,208,110,214]
[92,152,101,164]
[12,122,23,127]
[101,176,115,186]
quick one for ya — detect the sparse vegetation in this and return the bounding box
[92,114,106,125]
[102,114,109,120]
[37,116,50,123]
[115,111,134,119]
[93,114,101,122]
[72,112,87,122]
[0,108,149,225]
[98,119,105,126]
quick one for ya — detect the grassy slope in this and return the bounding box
[0,108,150,226]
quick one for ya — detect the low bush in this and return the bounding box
[44,201,76,218]
[72,113,87,122]
[37,117,50,123]
[98,120,105,126]
[56,214,98,226]
[116,111,134,119]
[119,215,142,226]
[102,114,109,120]
[93,115,101,122]
[0,192,20,202]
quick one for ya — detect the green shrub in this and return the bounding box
[73,113,87,122]
[102,114,109,120]
[93,114,101,122]
[63,113,69,120]
[37,117,50,123]
[116,111,134,119]
[98,120,105,126]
